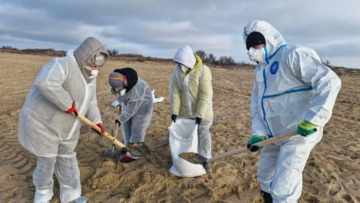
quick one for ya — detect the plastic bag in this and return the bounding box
[111,89,163,108]
[111,100,124,109]
[152,90,164,103]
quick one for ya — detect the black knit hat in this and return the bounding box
[246,31,266,50]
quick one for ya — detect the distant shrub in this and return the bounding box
[323,59,331,66]
[107,49,119,56]
[195,50,242,66]
[118,53,143,58]
[1,46,18,50]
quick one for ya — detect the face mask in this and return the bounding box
[89,69,99,79]
[248,47,266,64]
[95,53,106,66]
[114,86,122,92]
[179,64,189,73]
[120,89,126,96]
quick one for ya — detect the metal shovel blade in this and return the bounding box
[126,142,151,157]
[103,148,122,160]
[178,152,207,165]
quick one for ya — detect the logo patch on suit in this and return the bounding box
[270,61,279,74]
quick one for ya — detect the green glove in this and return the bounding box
[298,120,317,136]
[247,135,266,152]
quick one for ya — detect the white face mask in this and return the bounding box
[248,47,266,64]
[179,64,189,73]
[89,69,99,79]
[95,53,106,66]
[120,89,126,96]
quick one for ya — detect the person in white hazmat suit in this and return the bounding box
[242,20,341,202]
[169,45,214,173]
[109,67,153,162]
[18,37,109,203]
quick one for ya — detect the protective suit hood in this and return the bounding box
[243,20,286,64]
[173,45,196,69]
[74,37,109,84]
[113,68,138,93]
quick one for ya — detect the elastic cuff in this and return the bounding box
[63,103,73,111]
[304,112,324,127]
[118,115,125,124]
[252,133,267,137]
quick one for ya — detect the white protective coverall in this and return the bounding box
[115,75,153,159]
[243,20,341,202]
[18,37,109,203]
[169,45,214,159]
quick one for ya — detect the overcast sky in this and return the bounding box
[0,0,359,68]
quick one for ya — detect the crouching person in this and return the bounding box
[109,67,153,162]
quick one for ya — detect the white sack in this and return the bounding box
[169,117,206,177]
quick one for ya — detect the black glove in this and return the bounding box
[171,114,177,123]
[247,144,261,152]
[196,117,201,125]
[246,135,266,152]
[115,119,121,126]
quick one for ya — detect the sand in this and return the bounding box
[178,153,198,161]
[0,52,359,203]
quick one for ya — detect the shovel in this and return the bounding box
[179,130,299,165]
[74,112,150,157]
[103,106,122,161]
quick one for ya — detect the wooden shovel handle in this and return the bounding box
[253,131,299,147]
[75,112,126,149]
[206,130,298,164]
[114,124,120,140]
[114,106,122,140]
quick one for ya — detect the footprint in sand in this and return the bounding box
[328,181,342,196]
[301,192,321,203]
[341,193,356,203]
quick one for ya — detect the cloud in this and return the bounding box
[0,0,359,68]
[314,41,360,57]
